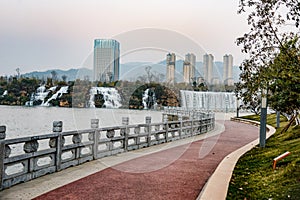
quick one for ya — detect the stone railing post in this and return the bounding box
[145,116,151,146]
[178,114,183,139]
[53,121,63,171]
[191,113,194,136]
[91,119,99,159]
[122,117,129,151]
[212,113,215,129]
[0,126,6,190]
[163,114,169,142]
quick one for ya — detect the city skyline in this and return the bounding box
[0,0,249,76]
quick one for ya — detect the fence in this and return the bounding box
[0,110,214,190]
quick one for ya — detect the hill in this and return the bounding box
[22,61,241,83]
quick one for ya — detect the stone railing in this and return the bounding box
[0,112,214,190]
[163,106,214,120]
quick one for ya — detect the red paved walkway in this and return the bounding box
[34,121,258,200]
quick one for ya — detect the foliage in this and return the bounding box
[137,66,164,83]
[0,76,41,105]
[227,114,300,199]
[72,79,91,108]
[267,38,300,115]
[236,0,300,119]
[128,83,179,109]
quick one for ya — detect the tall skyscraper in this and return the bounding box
[223,54,233,86]
[183,53,196,84]
[203,54,214,84]
[93,39,120,82]
[166,53,176,84]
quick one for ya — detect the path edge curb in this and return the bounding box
[197,117,276,200]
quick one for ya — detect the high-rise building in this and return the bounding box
[203,54,214,84]
[223,54,233,86]
[183,53,196,84]
[93,39,120,82]
[166,53,176,84]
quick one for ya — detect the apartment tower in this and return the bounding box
[203,54,214,84]
[93,39,120,82]
[183,53,196,84]
[223,54,233,86]
[166,53,176,84]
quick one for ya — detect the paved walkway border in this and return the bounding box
[197,117,276,200]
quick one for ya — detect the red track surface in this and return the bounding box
[34,121,258,200]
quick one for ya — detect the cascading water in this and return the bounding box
[142,88,157,109]
[42,86,69,106]
[1,90,8,96]
[180,90,237,112]
[89,87,122,108]
[25,85,68,106]
[25,85,50,106]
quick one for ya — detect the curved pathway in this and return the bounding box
[33,121,258,200]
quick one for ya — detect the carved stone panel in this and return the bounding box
[120,128,126,136]
[23,140,39,153]
[155,125,160,131]
[72,134,82,144]
[134,127,140,134]
[88,132,94,141]
[49,137,65,148]
[106,130,115,138]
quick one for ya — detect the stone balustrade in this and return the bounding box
[0,111,214,190]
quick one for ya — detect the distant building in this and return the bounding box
[203,54,214,84]
[166,53,176,84]
[223,54,234,86]
[183,53,196,84]
[93,39,120,82]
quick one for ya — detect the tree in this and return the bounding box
[62,75,67,82]
[267,38,300,127]
[16,68,20,79]
[236,0,300,126]
[51,70,57,84]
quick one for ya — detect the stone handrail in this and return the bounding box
[163,106,215,120]
[0,112,215,190]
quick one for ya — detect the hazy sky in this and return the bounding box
[0,0,250,75]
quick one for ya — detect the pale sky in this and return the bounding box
[0,0,249,75]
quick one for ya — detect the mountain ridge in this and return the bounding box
[22,61,241,82]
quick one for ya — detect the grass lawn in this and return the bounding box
[227,114,300,200]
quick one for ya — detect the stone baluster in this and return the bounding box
[163,114,169,142]
[178,114,183,139]
[52,121,63,171]
[89,119,99,141]
[145,116,151,146]
[213,113,215,129]
[91,119,99,129]
[91,119,99,159]
[162,114,168,123]
[122,117,129,126]
[0,126,6,190]
[122,117,129,151]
